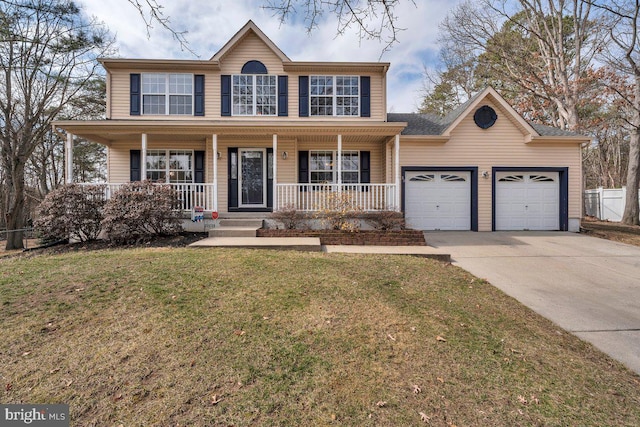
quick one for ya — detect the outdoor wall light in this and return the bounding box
[282,151,288,160]
[217,151,222,159]
[482,170,489,179]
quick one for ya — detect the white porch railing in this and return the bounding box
[276,183,398,212]
[80,183,217,212]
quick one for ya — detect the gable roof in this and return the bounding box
[388,86,583,139]
[210,20,291,62]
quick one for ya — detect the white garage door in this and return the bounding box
[495,172,559,230]
[405,171,471,230]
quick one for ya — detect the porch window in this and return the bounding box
[309,150,360,183]
[146,150,193,183]
[310,76,359,116]
[142,73,193,115]
[232,75,277,116]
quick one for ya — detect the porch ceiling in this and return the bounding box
[53,119,407,146]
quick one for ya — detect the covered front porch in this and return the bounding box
[54,120,407,214]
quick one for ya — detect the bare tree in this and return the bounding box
[264,0,415,55]
[440,0,605,131]
[589,0,640,224]
[0,0,114,249]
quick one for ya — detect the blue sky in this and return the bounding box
[80,0,462,112]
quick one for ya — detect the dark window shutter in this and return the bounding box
[267,148,273,208]
[130,150,141,181]
[228,148,238,209]
[360,76,370,117]
[194,151,205,183]
[130,74,141,116]
[278,75,288,117]
[298,151,309,183]
[221,75,231,117]
[360,151,370,185]
[298,76,309,117]
[194,75,205,116]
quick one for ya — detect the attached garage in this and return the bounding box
[404,169,477,231]
[494,168,568,231]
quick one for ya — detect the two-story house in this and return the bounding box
[54,20,588,232]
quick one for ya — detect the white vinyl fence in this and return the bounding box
[584,187,640,221]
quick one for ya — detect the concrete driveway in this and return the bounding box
[426,231,640,375]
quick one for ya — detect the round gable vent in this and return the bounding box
[473,105,497,129]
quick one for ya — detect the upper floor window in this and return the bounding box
[232,74,277,116]
[142,73,193,115]
[310,76,359,116]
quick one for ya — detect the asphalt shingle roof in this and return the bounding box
[387,89,581,138]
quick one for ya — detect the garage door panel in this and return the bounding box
[495,172,559,231]
[405,171,471,231]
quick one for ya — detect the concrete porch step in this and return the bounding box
[209,227,259,238]
[218,219,264,228]
[189,237,323,251]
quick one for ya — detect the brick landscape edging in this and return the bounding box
[257,229,426,246]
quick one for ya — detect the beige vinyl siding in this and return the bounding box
[399,100,582,231]
[110,70,132,119]
[218,32,285,75]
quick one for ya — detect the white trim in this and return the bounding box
[65,132,73,184]
[395,134,400,210]
[141,133,147,180]
[212,134,218,212]
[273,134,278,210]
[337,134,342,186]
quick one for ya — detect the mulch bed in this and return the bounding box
[257,229,426,246]
[581,218,640,235]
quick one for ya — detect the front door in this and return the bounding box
[239,148,267,208]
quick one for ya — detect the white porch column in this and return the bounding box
[141,133,147,181]
[337,134,342,186]
[65,132,73,184]
[395,134,401,211]
[212,134,218,212]
[273,134,278,210]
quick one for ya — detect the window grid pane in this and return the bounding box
[142,73,193,115]
[310,151,333,184]
[310,75,359,116]
[146,150,194,183]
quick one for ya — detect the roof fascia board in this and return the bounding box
[283,62,390,74]
[99,58,220,71]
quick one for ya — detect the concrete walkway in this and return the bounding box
[425,231,640,375]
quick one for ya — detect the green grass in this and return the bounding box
[1,247,639,426]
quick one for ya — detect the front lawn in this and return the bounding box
[1,248,639,426]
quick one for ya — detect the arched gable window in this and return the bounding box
[241,60,268,74]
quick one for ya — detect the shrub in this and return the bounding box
[34,184,107,243]
[270,205,307,229]
[315,191,362,232]
[364,210,406,231]
[101,181,182,244]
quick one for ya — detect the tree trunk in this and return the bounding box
[621,74,640,225]
[4,161,26,250]
[622,128,640,225]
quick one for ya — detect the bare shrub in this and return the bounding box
[315,191,362,232]
[364,210,405,230]
[34,184,107,243]
[101,181,182,244]
[270,204,306,229]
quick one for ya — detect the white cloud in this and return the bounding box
[79,0,462,112]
